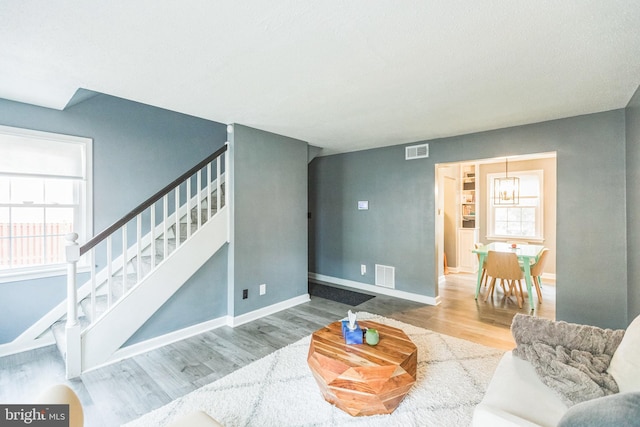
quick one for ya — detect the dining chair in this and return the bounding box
[484,250,525,308]
[474,243,489,287]
[528,248,549,304]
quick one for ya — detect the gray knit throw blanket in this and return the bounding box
[511,313,625,406]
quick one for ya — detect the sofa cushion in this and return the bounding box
[557,392,640,427]
[473,351,567,427]
[608,314,640,393]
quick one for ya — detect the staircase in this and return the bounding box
[10,145,229,378]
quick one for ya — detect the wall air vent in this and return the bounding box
[375,264,395,289]
[405,143,429,160]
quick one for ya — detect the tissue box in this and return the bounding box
[341,320,363,344]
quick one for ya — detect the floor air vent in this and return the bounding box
[375,264,395,289]
[405,143,429,160]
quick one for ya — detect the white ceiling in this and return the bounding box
[1,1,639,155]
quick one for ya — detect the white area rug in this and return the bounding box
[123,313,504,427]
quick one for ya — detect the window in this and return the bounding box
[487,170,543,240]
[0,125,92,279]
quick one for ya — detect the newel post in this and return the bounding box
[65,232,82,378]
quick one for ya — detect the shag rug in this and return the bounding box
[124,313,504,427]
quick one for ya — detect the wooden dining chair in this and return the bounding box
[474,243,488,287]
[528,248,549,304]
[484,250,525,308]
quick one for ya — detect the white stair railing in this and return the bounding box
[64,144,227,377]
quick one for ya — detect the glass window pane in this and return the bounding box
[11,207,44,237]
[0,207,8,235]
[506,222,522,235]
[10,177,44,204]
[46,207,74,235]
[507,208,522,222]
[495,221,508,235]
[12,236,44,265]
[45,179,75,204]
[494,208,508,221]
[521,222,536,236]
[0,237,9,268]
[0,209,8,265]
[0,177,9,203]
[521,208,536,223]
[46,234,66,264]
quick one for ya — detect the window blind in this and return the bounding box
[0,126,87,179]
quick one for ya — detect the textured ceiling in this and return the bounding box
[1,1,639,155]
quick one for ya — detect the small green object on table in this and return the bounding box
[365,328,379,345]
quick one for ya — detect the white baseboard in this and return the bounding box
[227,294,311,327]
[0,334,55,358]
[92,293,311,371]
[309,273,440,306]
[101,316,230,369]
[541,272,556,282]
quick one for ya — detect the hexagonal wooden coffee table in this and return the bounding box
[307,320,417,416]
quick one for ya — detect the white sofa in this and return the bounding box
[473,314,640,427]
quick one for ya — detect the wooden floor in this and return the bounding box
[0,273,555,426]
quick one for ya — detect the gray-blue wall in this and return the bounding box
[228,125,308,316]
[310,109,632,329]
[627,86,640,325]
[0,94,227,343]
[308,146,431,295]
[125,249,228,345]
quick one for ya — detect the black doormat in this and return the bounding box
[308,282,375,306]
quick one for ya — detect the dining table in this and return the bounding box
[472,242,545,311]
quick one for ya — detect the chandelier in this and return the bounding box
[494,158,519,205]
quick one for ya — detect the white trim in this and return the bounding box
[541,272,556,282]
[83,293,310,372]
[309,273,440,306]
[0,332,55,357]
[227,294,311,327]
[94,316,230,371]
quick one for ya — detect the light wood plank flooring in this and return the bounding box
[0,273,555,426]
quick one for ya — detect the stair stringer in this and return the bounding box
[80,206,228,372]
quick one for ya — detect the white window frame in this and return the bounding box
[487,169,543,241]
[0,125,92,282]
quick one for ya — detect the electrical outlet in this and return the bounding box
[242,289,248,299]
[361,264,366,275]
[260,284,266,295]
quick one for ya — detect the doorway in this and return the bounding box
[435,153,557,317]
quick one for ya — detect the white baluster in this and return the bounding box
[163,195,168,260]
[207,162,212,221]
[106,235,113,308]
[175,186,180,249]
[65,233,80,327]
[217,156,222,211]
[90,248,96,322]
[197,170,202,229]
[64,232,81,379]
[136,215,142,280]
[122,224,127,298]
[150,203,156,269]
[186,178,192,239]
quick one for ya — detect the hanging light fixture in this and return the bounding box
[494,158,519,205]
